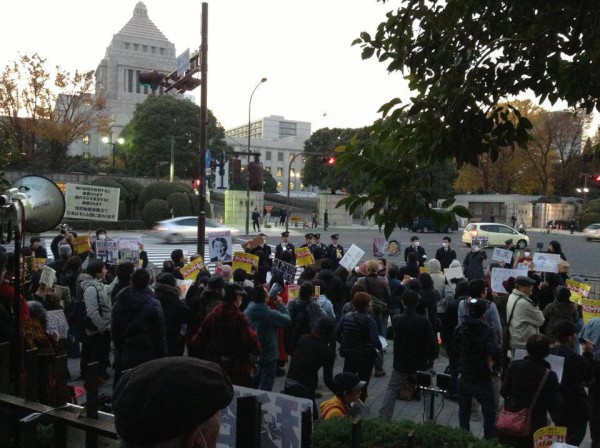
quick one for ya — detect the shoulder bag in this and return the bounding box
[496,368,550,437]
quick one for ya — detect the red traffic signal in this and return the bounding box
[593,174,600,182]
[321,157,336,165]
[191,178,201,190]
[138,70,165,90]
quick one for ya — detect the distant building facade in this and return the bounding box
[69,2,177,159]
[225,115,312,193]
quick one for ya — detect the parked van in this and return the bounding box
[411,213,459,233]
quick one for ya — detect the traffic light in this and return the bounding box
[592,173,600,183]
[138,70,165,90]
[192,178,201,193]
[321,157,335,165]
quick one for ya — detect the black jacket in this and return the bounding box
[453,317,498,382]
[317,268,345,315]
[335,311,381,361]
[435,247,457,270]
[404,245,427,267]
[154,282,192,356]
[286,333,335,393]
[501,356,561,433]
[391,308,438,373]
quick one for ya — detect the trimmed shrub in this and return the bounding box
[585,199,600,213]
[582,212,600,228]
[142,198,170,224]
[314,418,506,448]
[138,181,193,209]
[167,191,193,216]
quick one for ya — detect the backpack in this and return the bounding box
[68,285,102,331]
[283,300,323,355]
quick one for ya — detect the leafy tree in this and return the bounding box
[120,95,226,178]
[229,168,278,193]
[340,0,599,237]
[0,53,110,171]
[302,127,371,194]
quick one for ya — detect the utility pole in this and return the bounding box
[197,2,208,254]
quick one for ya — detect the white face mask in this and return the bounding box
[442,242,448,248]
[473,246,480,252]
[413,241,420,247]
[98,234,106,240]
[524,252,531,257]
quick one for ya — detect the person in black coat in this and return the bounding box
[274,231,295,263]
[154,273,191,357]
[111,269,167,387]
[434,236,457,270]
[317,259,345,316]
[549,320,594,446]
[404,236,427,267]
[326,234,345,269]
[499,334,562,448]
[379,290,438,418]
[399,252,420,279]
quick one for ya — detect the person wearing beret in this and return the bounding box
[192,284,261,387]
[326,234,344,269]
[113,357,233,448]
[506,276,544,353]
[275,231,296,265]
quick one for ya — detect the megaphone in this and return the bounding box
[0,175,66,235]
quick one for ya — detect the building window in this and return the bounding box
[290,168,296,177]
[135,70,141,94]
[83,152,91,159]
[300,183,306,191]
[160,48,165,55]
[142,45,148,52]
[277,181,283,191]
[289,182,295,191]
[124,42,130,50]
[277,152,284,162]
[279,121,297,138]
[82,135,90,145]
[276,167,283,177]
[265,166,271,173]
[151,46,156,53]
[126,69,133,93]
[133,44,139,51]
[265,151,272,161]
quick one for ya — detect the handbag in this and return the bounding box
[496,368,550,437]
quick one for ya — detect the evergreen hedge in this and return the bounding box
[142,198,170,224]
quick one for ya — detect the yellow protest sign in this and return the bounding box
[294,247,314,267]
[73,235,91,254]
[582,298,600,323]
[533,426,567,448]
[180,257,205,281]
[287,284,300,301]
[232,252,259,274]
[566,279,591,305]
[33,258,46,270]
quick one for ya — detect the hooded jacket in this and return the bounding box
[506,288,544,350]
[427,259,446,297]
[245,301,291,364]
[81,277,112,335]
[154,282,191,356]
[111,286,167,370]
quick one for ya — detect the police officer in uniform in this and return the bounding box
[299,233,314,253]
[275,231,295,262]
[327,234,345,269]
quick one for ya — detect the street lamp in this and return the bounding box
[245,77,267,236]
[102,136,124,166]
[285,151,325,232]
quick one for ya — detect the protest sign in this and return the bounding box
[118,237,142,251]
[533,426,567,448]
[176,279,194,299]
[373,238,386,257]
[533,253,560,273]
[582,298,600,323]
[515,349,565,383]
[23,256,33,284]
[287,284,300,301]
[72,235,91,254]
[339,244,365,271]
[33,258,46,270]
[492,247,513,264]
[471,236,489,248]
[181,257,205,281]
[232,252,259,274]
[40,265,56,288]
[119,250,140,266]
[96,240,119,264]
[64,183,120,222]
[566,279,591,305]
[294,247,314,267]
[22,320,54,355]
[208,231,233,262]
[444,266,464,281]
[46,310,69,340]
[386,239,401,257]
[491,268,527,293]
[272,258,297,285]
[53,285,71,304]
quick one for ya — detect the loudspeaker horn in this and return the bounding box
[3,175,66,233]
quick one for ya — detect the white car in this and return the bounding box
[583,223,600,241]
[462,223,529,249]
[152,217,239,244]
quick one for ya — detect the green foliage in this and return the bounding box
[302,127,371,194]
[229,169,277,193]
[536,196,562,204]
[142,198,170,224]
[167,191,193,216]
[314,418,505,448]
[139,181,192,209]
[585,199,600,213]
[582,212,600,228]
[120,95,227,177]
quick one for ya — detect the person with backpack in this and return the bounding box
[111,269,167,387]
[335,291,382,402]
[285,281,326,356]
[80,260,113,382]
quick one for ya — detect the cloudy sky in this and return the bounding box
[1,0,408,132]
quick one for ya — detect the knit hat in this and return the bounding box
[554,286,571,303]
[113,357,233,445]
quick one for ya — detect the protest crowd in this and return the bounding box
[1,226,600,448]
